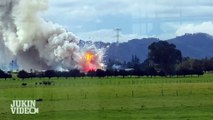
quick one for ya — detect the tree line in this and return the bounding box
[0,41,213,80]
[0,69,12,79]
[0,58,212,80]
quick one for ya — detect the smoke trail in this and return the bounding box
[0,0,104,72]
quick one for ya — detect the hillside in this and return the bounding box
[103,33,213,62]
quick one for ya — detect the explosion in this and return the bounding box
[0,0,105,72]
[78,47,104,73]
[83,52,97,72]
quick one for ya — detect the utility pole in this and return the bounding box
[113,28,122,64]
[114,28,121,45]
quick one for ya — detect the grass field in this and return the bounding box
[0,74,213,120]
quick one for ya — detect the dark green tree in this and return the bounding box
[69,69,81,78]
[87,70,96,78]
[17,70,30,80]
[44,70,55,79]
[96,69,106,78]
[148,41,182,75]
[176,58,193,76]
[0,69,12,80]
[203,57,213,72]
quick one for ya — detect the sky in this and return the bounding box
[43,0,213,42]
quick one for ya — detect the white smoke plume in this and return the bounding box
[0,0,104,72]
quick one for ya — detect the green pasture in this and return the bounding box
[0,74,213,120]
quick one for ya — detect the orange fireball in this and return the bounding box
[85,52,94,63]
[81,52,97,72]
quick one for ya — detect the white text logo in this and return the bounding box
[11,100,39,114]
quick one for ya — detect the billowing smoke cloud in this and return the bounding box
[0,0,104,72]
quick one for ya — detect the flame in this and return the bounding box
[81,52,97,72]
[78,48,105,73]
[85,52,94,62]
